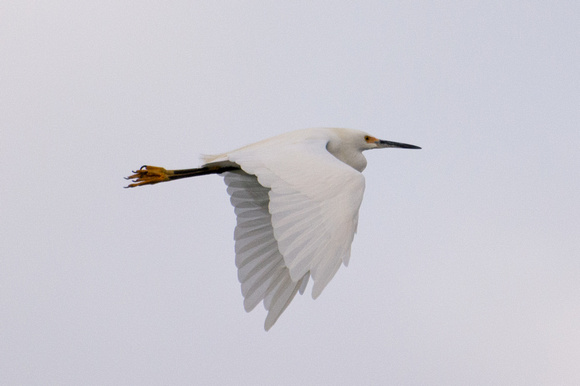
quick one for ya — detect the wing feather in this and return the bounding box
[227,134,365,299]
[224,170,308,329]
[220,131,365,329]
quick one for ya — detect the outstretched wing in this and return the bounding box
[227,135,365,299]
[224,170,309,330]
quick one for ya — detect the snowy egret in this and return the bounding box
[125,128,420,330]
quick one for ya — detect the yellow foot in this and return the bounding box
[125,165,173,188]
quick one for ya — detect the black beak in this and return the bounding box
[378,140,421,149]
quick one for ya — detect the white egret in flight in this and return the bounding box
[126,128,420,330]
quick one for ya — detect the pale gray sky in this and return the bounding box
[1,1,579,385]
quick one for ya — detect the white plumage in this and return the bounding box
[126,128,420,330]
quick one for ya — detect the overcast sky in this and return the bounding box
[2,1,579,385]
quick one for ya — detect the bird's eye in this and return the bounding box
[364,135,370,141]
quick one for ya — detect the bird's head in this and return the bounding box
[325,128,421,172]
[327,128,421,152]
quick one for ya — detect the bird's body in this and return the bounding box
[126,128,420,330]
